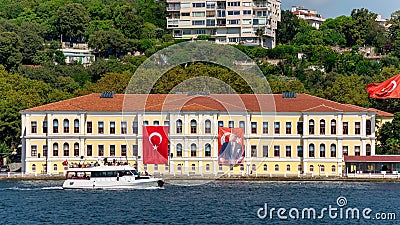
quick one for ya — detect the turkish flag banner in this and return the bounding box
[367,74,400,98]
[143,126,169,164]
[218,127,245,164]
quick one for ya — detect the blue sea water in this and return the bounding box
[0,180,399,224]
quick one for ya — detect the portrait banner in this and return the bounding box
[218,127,245,164]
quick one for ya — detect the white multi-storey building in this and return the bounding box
[291,6,325,29]
[166,0,281,48]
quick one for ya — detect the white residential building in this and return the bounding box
[291,6,325,29]
[166,0,281,48]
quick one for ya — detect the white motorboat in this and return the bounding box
[62,164,164,189]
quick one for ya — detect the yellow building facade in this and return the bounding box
[20,93,385,177]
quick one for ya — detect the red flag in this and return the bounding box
[143,126,169,164]
[367,74,400,98]
[218,127,244,164]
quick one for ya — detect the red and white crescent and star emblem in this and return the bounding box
[367,74,400,98]
[148,132,162,151]
[380,80,397,94]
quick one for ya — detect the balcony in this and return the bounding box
[167,6,181,11]
[167,16,181,20]
[253,3,270,10]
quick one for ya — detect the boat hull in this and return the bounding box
[62,177,164,190]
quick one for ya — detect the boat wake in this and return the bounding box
[2,187,37,191]
[41,186,64,190]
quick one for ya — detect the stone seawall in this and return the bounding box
[1,172,400,182]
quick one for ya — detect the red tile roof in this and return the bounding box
[21,93,373,113]
[368,108,394,117]
[302,104,343,112]
[345,155,400,162]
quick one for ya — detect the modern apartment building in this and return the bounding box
[20,93,396,177]
[291,6,325,29]
[166,0,281,48]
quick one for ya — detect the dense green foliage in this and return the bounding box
[0,2,400,153]
[377,113,400,154]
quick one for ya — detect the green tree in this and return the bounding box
[78,71,131,95]
[0,32,22,70]
[377,113,400,154]
[0,66,71,147]
[276,10,301,44]
[88,28,128,57]
[0,142,12,163]
[323,74,368,106]
[56,3,91,42]
[350,8,385,48]
[18,22,45,64]
[268,79,306,94]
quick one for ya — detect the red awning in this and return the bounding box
[345,155,400,162]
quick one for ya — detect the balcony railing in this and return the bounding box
[167,6,181,11]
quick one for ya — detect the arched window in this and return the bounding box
[32,164,36,172]
[310,165,314,172]
[320,119,325,135]
[53,143,59,157]
[309,119,315,135]
[366,144,371,156]
[53,119,59,133]
[275,164,279,172]
[205,143,211,157]
[176,119,182,134]
[332,165,336,173]
[176,144,182,157]
[206,164,210,171]
[53,164,58,171]
[320,144,326,157]
[177,164,182,171]
[191,144,196,157]
[205,120,211,133]
[366,120,372,135]
[240,164,244,171]
[263,164,267,171]
[286,165,290,172]
[330,144,336,157]
[331,119,336,135]
[320,165,325,173]
[63,119,69,133]
[190,120,197,134]
[74,119,79,133]
[63,143,69,156]
[74,143,79,156]
[298,165,302,172]
[309,144,315,157]
[252,164,256,171]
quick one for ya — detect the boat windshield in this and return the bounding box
[67,171,90,179]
